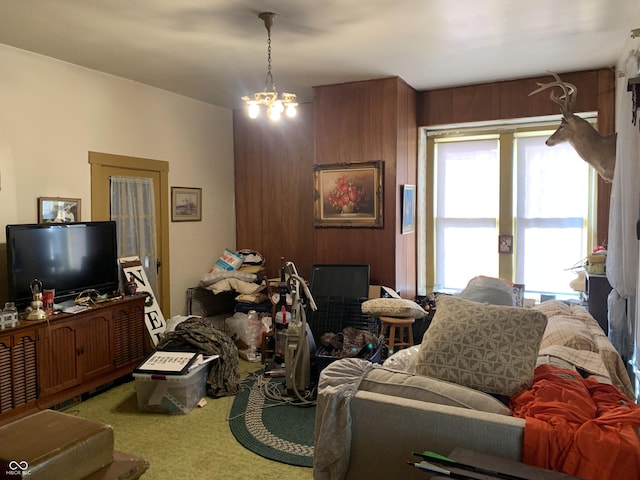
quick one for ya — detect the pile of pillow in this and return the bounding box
[199,248,266,297]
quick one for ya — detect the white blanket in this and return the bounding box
[313,358,377,480]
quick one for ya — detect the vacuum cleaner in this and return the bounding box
[282,262,318,403]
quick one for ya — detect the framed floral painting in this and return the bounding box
[313,160,384,228]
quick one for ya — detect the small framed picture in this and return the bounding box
[38,197,81,223]
[499,234,513,254]
[171,187,202,222]
[401,184,415,234]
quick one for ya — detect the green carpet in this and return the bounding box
[229,373,315,467]
[68,361,313,480]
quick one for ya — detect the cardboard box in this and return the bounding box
[134,362,210,414]
[0,410,113,480]
[368,285,401,299]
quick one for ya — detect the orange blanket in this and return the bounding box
[510,364,640,480]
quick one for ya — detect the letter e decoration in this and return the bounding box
[120,256,166,346]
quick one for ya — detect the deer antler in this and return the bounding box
[529,72,577,115]
[527,71,617,183]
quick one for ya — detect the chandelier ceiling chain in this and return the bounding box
[263,16,274,91]
[242,11,298,121]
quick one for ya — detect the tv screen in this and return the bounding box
[6,221,120,309]
[309,264,370,298]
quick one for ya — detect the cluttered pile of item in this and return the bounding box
[199,248,270,308]
[165,254,389,407]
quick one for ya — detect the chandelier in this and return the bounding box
[242,12,297,120]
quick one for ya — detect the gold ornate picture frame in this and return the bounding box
[313,160,384,228]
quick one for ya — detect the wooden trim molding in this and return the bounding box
[417,68,615,242]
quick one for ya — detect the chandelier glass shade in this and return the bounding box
[242,12,297,120]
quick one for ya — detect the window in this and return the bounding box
[418,123,595,301]
[434,136,500,290]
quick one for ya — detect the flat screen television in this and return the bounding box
[6,221,120,309]
[309,264,370,298]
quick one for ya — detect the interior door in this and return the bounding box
[89,152,170,315]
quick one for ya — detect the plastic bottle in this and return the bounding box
[273,257,290,364]
[3,302,18,328]
[247,310,259,362]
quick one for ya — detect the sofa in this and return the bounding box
[313,297,638,480]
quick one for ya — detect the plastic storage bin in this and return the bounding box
[315,341,383,375]
[134,362,209,414]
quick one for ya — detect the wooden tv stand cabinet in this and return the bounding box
[0,295,146,426]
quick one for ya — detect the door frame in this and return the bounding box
[89,151,170,315]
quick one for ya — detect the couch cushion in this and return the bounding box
[360,367,511,415]
[361,298,427,319]
[458,275,515,306]
[540,315,597,352]
[383,345,421,373]
[415,295,548,397]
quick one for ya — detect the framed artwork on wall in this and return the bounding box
[401,184,415,234]
[499,234,513,254]
[171,187,202,222]
[38,197,81,223]
[313,160,384,228]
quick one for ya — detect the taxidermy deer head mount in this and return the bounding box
[529,72,617,182]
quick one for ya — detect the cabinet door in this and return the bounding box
[79,313,113,380]
[11,330,37,408]
[0,330,37,417]
[113,301,145,368]
[37,321,81,397]
[0,334,12,413]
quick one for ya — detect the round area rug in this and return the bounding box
[229,373,315,467]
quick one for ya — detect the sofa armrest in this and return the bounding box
[344,391,524,480]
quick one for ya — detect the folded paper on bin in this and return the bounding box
[134,351,199,375]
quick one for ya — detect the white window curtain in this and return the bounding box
[110,176,158,297]
[425,129,592,299]
[514,136,590,296]
[434,138,500,291]
[608,71,640,376]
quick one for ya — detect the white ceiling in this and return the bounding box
[0,0,638,110]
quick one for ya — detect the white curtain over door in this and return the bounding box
[110,176,159,297]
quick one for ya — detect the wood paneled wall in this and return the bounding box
[417,68,615,241]
[233,103,316,280]
[234,77,418,296]
[314,77,418,296]
[233,69,614,296]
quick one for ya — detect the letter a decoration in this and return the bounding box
[119,256,166,346]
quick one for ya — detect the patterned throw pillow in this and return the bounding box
[415,295,548,396]
[361,298,427,319]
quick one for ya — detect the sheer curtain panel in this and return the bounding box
[110,176,159,297]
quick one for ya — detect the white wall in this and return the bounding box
[0,44,236,317]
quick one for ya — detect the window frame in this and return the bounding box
[417,118,597,297]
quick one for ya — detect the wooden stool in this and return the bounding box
[380,316,415,355]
